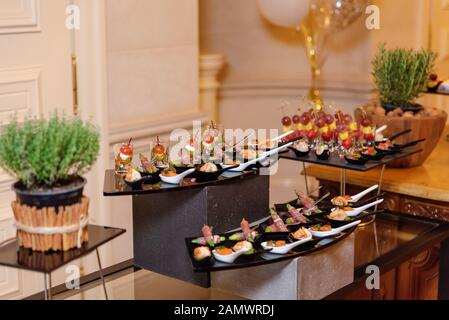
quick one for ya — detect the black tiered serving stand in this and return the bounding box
[103,168,270,288]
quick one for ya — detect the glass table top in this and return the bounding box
[353,212,439,269]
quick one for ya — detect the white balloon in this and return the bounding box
[257,0,310,28]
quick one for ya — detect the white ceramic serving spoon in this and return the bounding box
[309,220,361,238]
[343,199,384,217]
[212,247,253,264]
[159,168,195,185]
[376,125,388,135]
[228,142,293,172]
[247,130,294,148]
[261,230,313,255]
[348,184,379,203]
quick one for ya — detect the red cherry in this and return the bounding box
[361,118,372,127]
[325,114,335,125]
[204,136,214,144]
[342,139,353,149]
[307,130,318,141]
[120,144,133,156]
[353,130,362,139]
[292,115,300,124]
[364,133,374,141]
[344,114,353,125]
[315,118,326,128]
[282,116,292,127]
[337,124,348,133]
[299,114,310,125]
[322,132,333,142]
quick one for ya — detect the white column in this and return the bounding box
[199,53,225,123]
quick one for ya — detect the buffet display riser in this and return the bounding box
[211,233,355,300]
[132,174,270,287]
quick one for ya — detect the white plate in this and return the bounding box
[261,229,313,255]
[309,220,361,238]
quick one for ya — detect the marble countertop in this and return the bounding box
[306,127,449,203]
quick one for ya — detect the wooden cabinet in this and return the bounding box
[318,179,445,300]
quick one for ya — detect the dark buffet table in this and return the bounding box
[326,211,449,300]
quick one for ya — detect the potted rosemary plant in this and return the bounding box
[358,43,447,167]
[0,115,100,251]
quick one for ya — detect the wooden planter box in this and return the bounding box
[356,108,447,168]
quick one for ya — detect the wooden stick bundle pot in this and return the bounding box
[0,115,100,252]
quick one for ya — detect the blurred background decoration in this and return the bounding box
[257,0,367,108]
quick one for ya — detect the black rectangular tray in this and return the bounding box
[185,224,356,273]
[279,148,422,172]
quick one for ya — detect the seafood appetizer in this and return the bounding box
[191,225,225,247]
[140,154,159,174]
[193,246,212,262]
[315,144,330,160]
[266,240,287,248]
[212,241,254,264]
[345,153,368,165]
[240,149,261,161]
[310,224,332,232]
[229,219,259,242]
[328,208,350,221]
[233,240,254,253]
[285,205,309,225]
[199,162,218,173]
[125,167,142,183]
[265,209,289,232]
[161,170,177,177]
[291,227,310,241]
[291,140,310,157]
[215,247,233,256]
[331,195,352,207]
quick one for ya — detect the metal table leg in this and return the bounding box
[360,164,386,227]
[302,162,310,195]
[43,273,48,300]
[96,248,109,300]
[340,169,346,195]
[43,273,52,300]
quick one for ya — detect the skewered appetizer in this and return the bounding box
[291,227,310,241]
[229,219,259,242]
[193,246,212,262]
[265,209,289,232]
[116,140,133,165]
[140,154,158,174]
[191,225,225,247]
[125,168,142,182]
[295,191,321,215]
[285,205,309,225]
[200,163,218,173]
[151,136,168,167]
